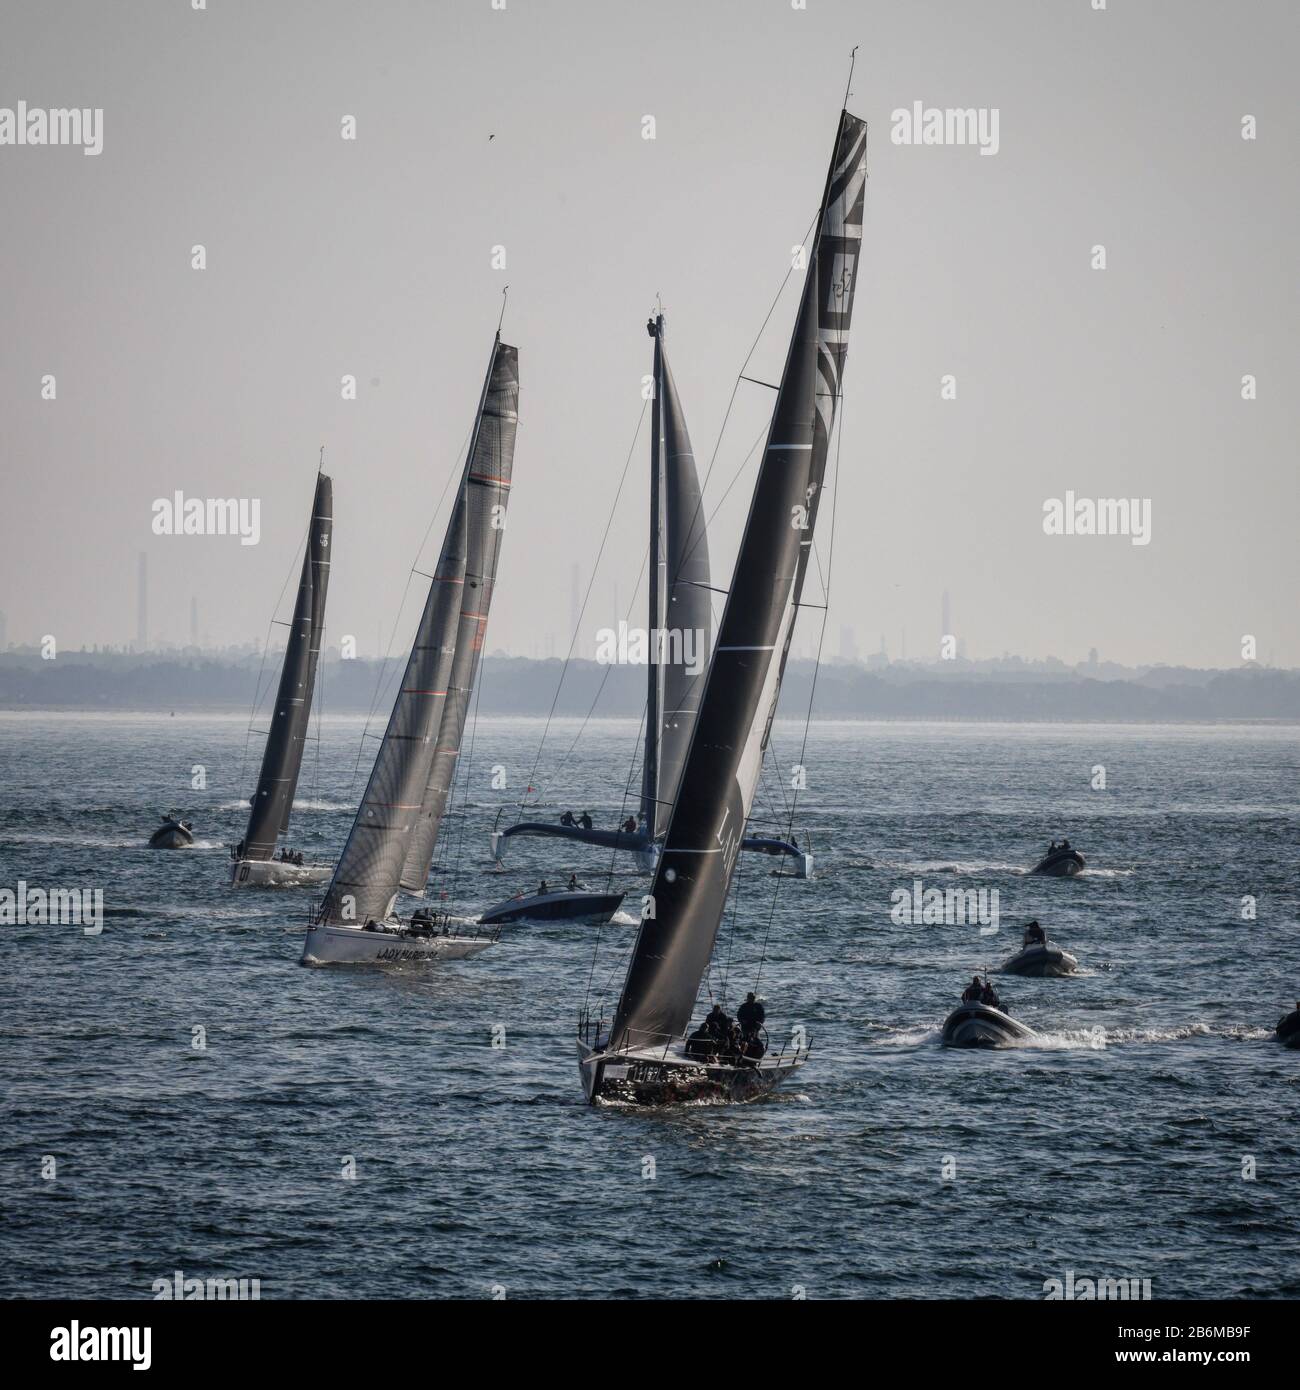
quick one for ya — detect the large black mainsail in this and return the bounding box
[319,336,518,926]
[241,471,333,859]
[608,110,867,1052]
[641,314,712,840]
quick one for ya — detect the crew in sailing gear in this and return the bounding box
[705,1002,732,1039]
[559,811,575,827]
[1023,920,1046,946]
[579,811,593,830]
[1060,838,1071,851]
[539,879,550,895]
[567,874,578,890]
[961,975,983,1003]
[737,992,765,1037]
[621,817,637,834]
[1048,840,1058,855]
[980,980,1004,1010]
[685,1022,715,1060]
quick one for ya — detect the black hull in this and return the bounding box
[941,1002,1036,1048]
[1030,848,1085,877]
[479,889,624,925]
[1276,1011,1300,1048]
[494,821,649,853]
[1000,942,1079,977]
[492,821,810,873]
[148,820,193,849]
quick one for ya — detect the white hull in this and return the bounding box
[301,922,495,966]
[230,858,332,888]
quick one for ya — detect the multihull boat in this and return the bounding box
[232,469,333,888]
[941,1002,1037,1048]
[577,104,868,1105]
[148,816,193,849]
[478,888,624,926]
[301,329,519,967]
[1031,846,1085,876]
[1276,1009,1300,1048]
[492,313,810,881]
[1000,940,1079,977]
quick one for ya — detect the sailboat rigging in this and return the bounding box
[301,329,519,965]
[490,314,813,878]
[231,467,333,886]
[577,105,867,1103]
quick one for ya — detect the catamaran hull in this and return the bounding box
[941,1003,1037,1048]
[301,923,494,966]
[230,858,332,888]
[577,1038,806,1106]
[999,942,1079,977]
[1276,1010,1300,1048]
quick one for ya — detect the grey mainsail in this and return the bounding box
[319,335,517,925]
[640,314,711,840]
[608,110,867,1051]
[401,343,519,889]
[242,471,333,859]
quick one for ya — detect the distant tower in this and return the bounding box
[901,626,907,662]
[1088,646,1099,668]
[137,553,148,650]
[190,596,199,648]
[942,588,951,638]
[839,624,858,662]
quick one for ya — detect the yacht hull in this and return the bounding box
[479,889,624,926]
[577,1036,807,1106]
[1276,1010,1300,1049]
[231,858,332,888]
[301,922,495,966]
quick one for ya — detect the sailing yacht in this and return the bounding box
[490,315,812,878]
[578,107,867,1103]
[231,469,333,886]
[301,332,518,965]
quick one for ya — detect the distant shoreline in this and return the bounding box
[1,654,1297,722]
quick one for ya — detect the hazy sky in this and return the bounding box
[2,0,1297,668]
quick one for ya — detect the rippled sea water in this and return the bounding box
[1,713,1297,1300]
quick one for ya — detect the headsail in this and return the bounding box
[641,315,711,839]
[401,344,519,889]
[319,335,517,925]
[609,110,867,1051]
[242,471,333,859]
